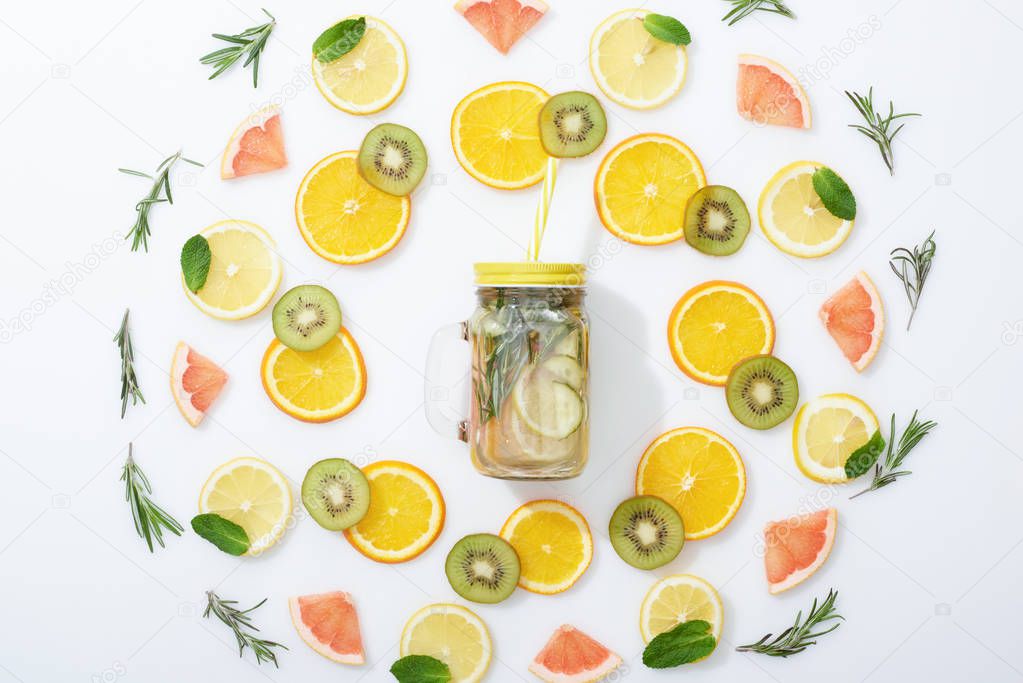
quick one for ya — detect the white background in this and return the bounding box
[1,0,1021,681]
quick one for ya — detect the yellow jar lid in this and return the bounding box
[474,262,586,286]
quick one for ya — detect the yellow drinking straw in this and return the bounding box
[528,156,559,261]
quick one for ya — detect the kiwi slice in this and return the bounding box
[301,458,370,531]
[684,185,751,256]
[539,91,607,158]
[445,533,520,604]
[272,285,342,352]
[357,123,427,196]
[609,496,684,570]
[726,355,799,429]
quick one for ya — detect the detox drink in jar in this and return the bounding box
[468,263,588,479]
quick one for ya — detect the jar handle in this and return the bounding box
[424,321,470,442]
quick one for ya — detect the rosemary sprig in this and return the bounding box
[851,411,937,498]
[722,0,795,25]
[845,87,920,174]
[119,151,202,252]
[200,9,276,87]
[890,231,935,330]
[114,308,144,417]
[203,591,288,667]
[120,443,183,552]
[736,589,842,657]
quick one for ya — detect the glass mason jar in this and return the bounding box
[426,263,589,480]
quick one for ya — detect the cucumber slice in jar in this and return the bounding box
[539,355,584,390]
[512,370,584,439]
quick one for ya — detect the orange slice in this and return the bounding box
[737,54,811,128]
[499,499,592,594]
[344,461,445,563]
[819,271,884,371]
[260,329,366,423]
[170,341,227,427]
[764,508,837,594]
[636,427,746,540]
[451,81,549,189]
[667,281,775,385]
[295,151,411,264]
[594,133,706,245]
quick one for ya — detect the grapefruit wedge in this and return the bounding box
[221,107,287,179]
[820,271,884,372]
[529,625,622,683]
[289,591,365,665]
[764,508,837,594]
[737,54,811,129]
[454,0,548,54]
[170,342,227,427]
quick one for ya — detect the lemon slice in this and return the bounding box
[183,220,281,320]
[538,355,584,390]
[758,161,854,257]
[590,9,687,110]
[640,574,723,645]
[312,16,407,114]
[512,369,584,439]
[198,457,292,556]
[500,409,578,463]
[401,604,491,683]
[793,393,879,482]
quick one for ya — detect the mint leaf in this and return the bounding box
[844,429,885,479]
[180,234,211,293]
[313,17,366,63]
[812,167,856,220]
[191,513,249,556]
[643,620,716,668]
[390,655,451,683]
[643,14,691,46]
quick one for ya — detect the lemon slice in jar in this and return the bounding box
[512,369,584,440]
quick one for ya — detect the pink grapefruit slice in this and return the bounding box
[221,107,287,179]
[289,591,365,665]
[170,342,227,427]
[529,625,622,683]
[819,271,884,372]
[764,508,837,594]
[737,54,811,129]
[454,0,548,54]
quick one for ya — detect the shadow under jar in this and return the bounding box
[467,263,589,480]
